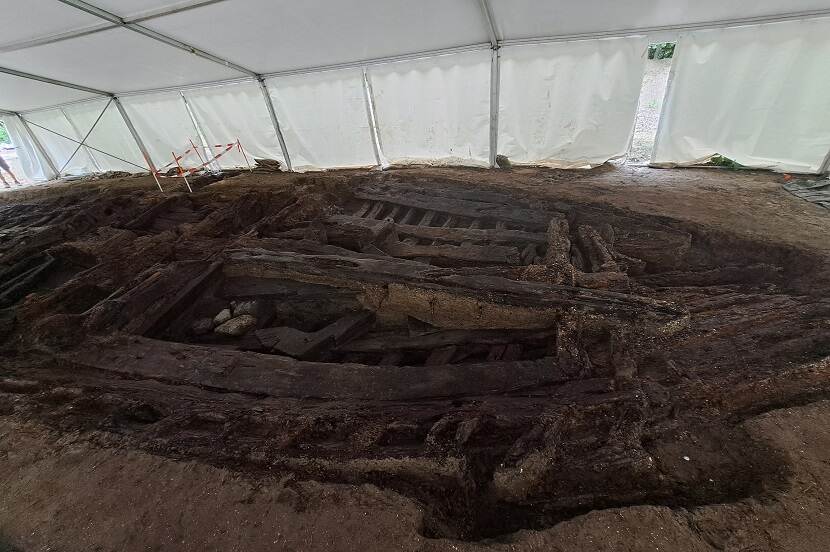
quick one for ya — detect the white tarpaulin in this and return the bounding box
[267,70,376,170]
[62,100,146,172]
[369,50,491,166]
[1,115,52,182]
[4,1,830,178]
[120,92,200,171]
[498,37,648,168]
[652,18,830,174]
[24,108,97,175]
[185,82,286,169]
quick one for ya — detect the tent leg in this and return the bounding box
[819,147,830,176]
[488,47,501,168]
[113,96,163,192]
[181,91,220,172]
[17,114,59,180]
[362,67,385,169]
[257,77,292,172]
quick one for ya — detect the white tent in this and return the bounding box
[2,0,830,182]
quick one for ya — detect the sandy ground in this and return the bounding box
[1,164,829,551]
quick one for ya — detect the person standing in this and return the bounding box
[0,153,21,188]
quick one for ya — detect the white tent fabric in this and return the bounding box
[488,0,830,41]
[652,18,830,174]
[62,100,146,172]
[120,92,200,171]
[266,70,376,170]
[0,72,97,113]
[25,108,98,175]
[3,1,830,178]
[369,51,491,167]
[141,0,489,74]
[498,37,648,168]
[0,27,241,94]
[1,115,52,182]
[185,82,286,169]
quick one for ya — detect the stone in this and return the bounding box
[214,314,257,337]
[213,308,232,326]
[191,317,214,335]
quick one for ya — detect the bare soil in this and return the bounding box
[0,164,829,551]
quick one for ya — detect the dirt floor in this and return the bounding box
[0,164,829,551]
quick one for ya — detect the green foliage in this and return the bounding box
[0,122,9,145]
[648,42,675,60]
[709,154,746,170]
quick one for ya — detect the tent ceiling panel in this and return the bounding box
[0,72,99,112]
[89,0,224,20]
[0,0,104,48]
[0,27,241,93]
[489,0,830,40]
[141,0,490,74]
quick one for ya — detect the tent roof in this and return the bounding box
[3,0,830,112]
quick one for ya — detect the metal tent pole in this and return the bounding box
[113,97,163,191]
[180,91,220,172]
[478,0,501,168]
[362,68,384,169]
[819,148,830,176]
[17,114,60,180]
[488,48,501,168]
[257,77,292,172]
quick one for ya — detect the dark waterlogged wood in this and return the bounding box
[63,336,569,400]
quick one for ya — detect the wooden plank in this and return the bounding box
[139,261,223,337]
[339,329,553,353]
[62,336,569,400]
[224,249,687,321]
[425,346,457,366]
[353,189,555,229]
[397,224,545,244]
[383,241,520,264]
[544,217,571,266]
[366,202,385,219]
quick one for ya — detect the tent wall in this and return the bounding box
[0,115,52,182]
[498,36,648,168]
[368,50,491,167]
[4,2,830,180]
[652,17,830,174]
[62,100,146,172]
[25,108,98,175]
[185,83,286,169]
[119,92,201,171]
[266,70,376,170]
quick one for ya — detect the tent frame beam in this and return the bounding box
[0,0,230,54]
[0,66,111,97]
[56,0,256,78]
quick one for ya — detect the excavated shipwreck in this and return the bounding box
[1,174,828,540]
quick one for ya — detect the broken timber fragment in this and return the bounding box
[576,225,620,273]
[255,311,374,359]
